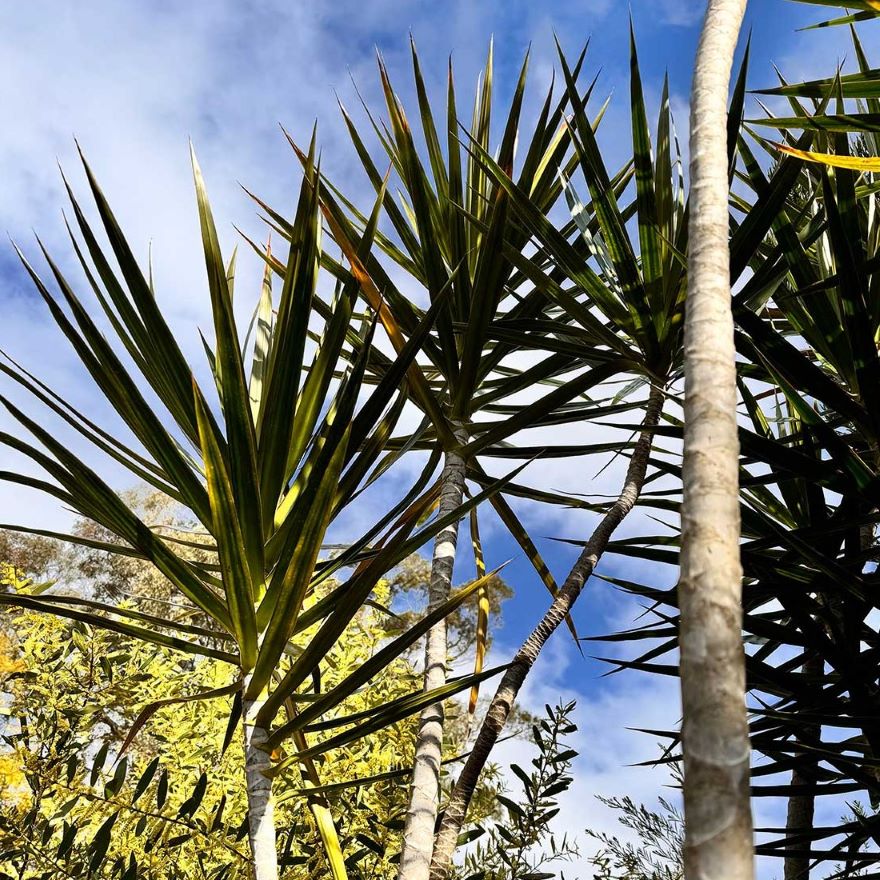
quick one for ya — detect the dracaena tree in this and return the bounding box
[739,8,880,876]
[428,27,740,875]
[587,9,880,878]
[251,42,639,880]
[600,229,880,876]
[741,21,880,872]
[0,145,505,880]
[429,18,837,873]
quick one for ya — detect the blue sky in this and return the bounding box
[0,0,874,872]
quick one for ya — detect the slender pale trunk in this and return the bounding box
[681,3,753,879]
[430,388,663,879]
[243,678,278,880]
[398,424,469,880]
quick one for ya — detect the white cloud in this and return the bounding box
[655,0,705,28]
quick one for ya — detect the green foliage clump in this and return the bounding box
[460,701,580,880]
[586,795,682,880]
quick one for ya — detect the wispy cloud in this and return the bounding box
[656,0,705,28]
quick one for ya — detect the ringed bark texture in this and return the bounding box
[681,2,754,878]
[398,425,469,880]
[243,687,278,880]
[429,388,664,879]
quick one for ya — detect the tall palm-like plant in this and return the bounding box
[0,147,504,879]
[253,44,635,880]
[430,27,749,874]
[741,68,880,872]
[593,14,880,876]
[745,9,880,874]
[680,2,754,879]
[601,271,880,874]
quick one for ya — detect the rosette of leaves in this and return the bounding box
[0,141,510,878]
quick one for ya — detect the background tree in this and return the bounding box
[458,702,580,880]
[0,558,506,880]
[587,796,683,880]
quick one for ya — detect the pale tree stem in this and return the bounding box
[243,678,278,880]
[681,2,753,879]
[429,388,664,879]
[398,424,469,880]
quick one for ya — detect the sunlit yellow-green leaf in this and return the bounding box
[775,141,880,170]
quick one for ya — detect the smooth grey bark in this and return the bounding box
[398,425,469,880]
[680,2,754,878]
[429,388,664,879]
[243,683,278,880]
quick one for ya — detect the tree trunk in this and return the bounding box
[784,761,815,880]
[243,682,278,880]
[398,426,469,880]
[681,3,753,879]
[784,653,821,880]
[429,388,664,879]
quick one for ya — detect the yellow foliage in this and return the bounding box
[0,753,28,808]
[0,575,497,879]
[0,630,24,675]
[776,141,880,172]
[0,529,503,879]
